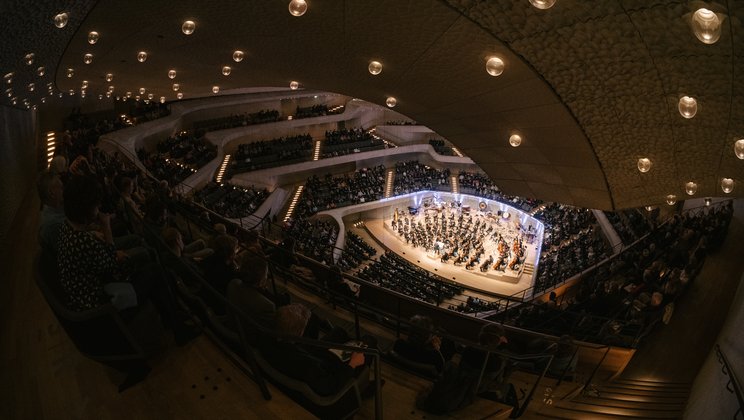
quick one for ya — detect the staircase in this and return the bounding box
[281,184,305,222]
[451,175,459,194]
[523,262,535,276]
[215,154,231,183]
[384,168,395,198]
[534,377,689,419]
[312,139,322,161]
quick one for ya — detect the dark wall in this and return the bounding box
[0,105,37,255]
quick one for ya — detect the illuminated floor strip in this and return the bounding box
[313,140,322,161]
[451,175,459,194]
[283,184,305,222]
[384,169,395,198]
[215,154,231,183]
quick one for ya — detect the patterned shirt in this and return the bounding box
[57,221,119,311]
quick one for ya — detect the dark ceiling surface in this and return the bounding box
[2,0,742,210]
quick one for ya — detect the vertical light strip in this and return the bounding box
[46,131,56,167]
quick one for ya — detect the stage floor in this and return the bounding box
[365,219,538,297]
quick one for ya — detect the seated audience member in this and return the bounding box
[56,175,197,344]
[37,171,66,256]
[200,234,240,313]
[270,236,315,280]
[459,323,511,395]
[393,315,455,373]
[115,176,144,219]
[49,155,69,183]
[259,304,370,397]
[228,253,275,329]
[547,335,578,378]
[162,227,213,261]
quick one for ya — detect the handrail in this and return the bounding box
[715,344,744,420]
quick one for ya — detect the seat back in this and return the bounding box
[34,252,147,363]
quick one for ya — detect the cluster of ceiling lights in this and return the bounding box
[6,2,741,207]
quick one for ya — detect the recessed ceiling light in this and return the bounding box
[368,60,383,75]
[486,57,505,76]
[288,0,308,17]
[721,178,734,193]
[691,8,721,45]
[53,12,69,29]
[685,181,698,195]
[88,31,99,44]
[182,20,196,35]
[678,96,697,118]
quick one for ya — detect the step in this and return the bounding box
[614,378,691,388]
[573,396,686,411]
[553,400,683,418]
[594,391,688,403]
[599,385,689,397]
[608,381,690,392]
[532,407,630,420]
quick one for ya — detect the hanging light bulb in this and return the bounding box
[644,206,654,212]
[691,8,722,45]
[685,181,698,196]
[734,139,744,159]
[212,86,220,94]
[36,67,45,77]
[289,81,299,90]
[168,69,176,79]
[233,50,244,62]
[24,53,35,66]
[222,66,232,76]
[137,51,148,62]
[146,93,153,100]
[105,73,113,82]
[88,31,99,44]
[678,96,697,119]
[529,0,557,9]
[53,12,69,28]
[176,92,184,99]
[666,194,677,205]
[81,80,88,89]
[386,97,397,108]
[509,134,522,147]
[721,178,734,193]
[182,20,196,35]
[704,197,712,206]
[160,96,166,104]
[172,83,180,91]
[139,87,146,95]
[83,54,93,64]
[4,72,13,84]
[288,0,308,17]
[485,57,505,76]
[368,60,383,75]
[27,83,35,92]
[637,157,652,173]
[66,68,74,78]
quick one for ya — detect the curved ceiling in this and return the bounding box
[2,0,742,210]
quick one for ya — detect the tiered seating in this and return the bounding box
[357,251,464,305]
[393,161,451,195]
[228,134,314,175]
[293,166,385,218]
[154,132,217,168]
[533,204,609,293]
[337,232,377,273]
[448,295,501,314]
[321,128,385,158]
[193,182,270,219]
[605,208,656,244]
[457,172,541,213]
[429,139,456,156]
[137,148,197,186]
[192,109,280,134]
[294,104,329,119]
[286,218,339,265]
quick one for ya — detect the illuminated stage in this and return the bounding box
[325,192,545,298]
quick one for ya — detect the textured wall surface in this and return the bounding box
[0,106,37,255]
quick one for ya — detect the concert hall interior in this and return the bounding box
[2,1,744,419]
